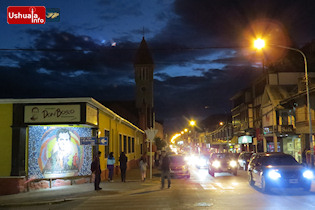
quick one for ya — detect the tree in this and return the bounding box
[154,137,166,150]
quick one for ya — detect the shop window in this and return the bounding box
[104,130,110,158]
[132,137,135,153]
[128,137,131,153]
[123,135,127,153]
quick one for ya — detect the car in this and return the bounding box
[208,153,238,177]
[169,155,190,178]
[196,154,209,169]
[238,151,253,171]
[248,152,313,193]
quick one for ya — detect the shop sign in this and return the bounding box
[86,105,98,125]
[25,104,81,123]
[263,126,275,135]
[238,136,252,144]
[278,125,294,133]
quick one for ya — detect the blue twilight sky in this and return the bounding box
[1,0,315,134]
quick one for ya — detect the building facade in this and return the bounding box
[0,98,144,195]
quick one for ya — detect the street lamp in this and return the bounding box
[254,38,314,167]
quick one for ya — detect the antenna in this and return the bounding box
[142,27,145,38]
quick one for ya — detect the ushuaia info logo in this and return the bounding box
[7,6,46,24]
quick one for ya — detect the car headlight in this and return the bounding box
[229,160,237,168]
[212,160,220,168]
[303,170,313,179]
[268,170,281,180]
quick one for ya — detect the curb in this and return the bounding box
[0,179,161,207]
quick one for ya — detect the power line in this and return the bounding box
[0,46,246,52]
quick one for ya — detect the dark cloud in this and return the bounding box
[172,0,315,46]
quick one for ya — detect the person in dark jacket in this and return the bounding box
[160,150,171,189]
[92,151,102,190]
[119,152,128,182]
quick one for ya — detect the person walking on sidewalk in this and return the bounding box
[160,150,171,189]
[139,156,147,182]
[107,152,115,182]
[91,151,102,190]
[119,152,128,182]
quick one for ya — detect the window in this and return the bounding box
[123,135,127,153]
[128,137,131,153]
[104,130,110,158]
[132,137,135,153]
[119,134,122,154]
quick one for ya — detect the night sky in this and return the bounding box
[1,0,315,135]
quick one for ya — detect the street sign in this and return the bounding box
[100,137,108,146]
[145,128,158,142]
[80,137,97,145]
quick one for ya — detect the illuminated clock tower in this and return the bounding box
[134,37,154,130]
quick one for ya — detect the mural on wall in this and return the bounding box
[28,126,92,179]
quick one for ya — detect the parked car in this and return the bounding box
[238,151,253,171]
[169,155,190,178]
[208,153,238,177]
[248,152,313,192]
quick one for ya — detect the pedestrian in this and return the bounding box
[91,151,102,190]
[119,152,128,182]
[160,150,171,189]
[155,150,160,167]
[139,156,147,182]
[107,152,115,182]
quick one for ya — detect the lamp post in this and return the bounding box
[254,38,314,167]
[189,120,197,153]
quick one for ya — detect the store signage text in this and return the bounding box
[25,104,81,123]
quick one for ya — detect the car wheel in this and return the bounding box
[233,170,237,176]
[261,176,270,193]
[248,172,255,186]
[209,170,215,177]
[187,175,190,179]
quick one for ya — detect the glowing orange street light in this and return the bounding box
[190,120,196,127]
[219,122,224,126]
[254,38,265,50]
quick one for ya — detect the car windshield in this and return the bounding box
[170,156,185,164]
[244,153,253,159]
[261,156,299,166]
[212,153,234,159]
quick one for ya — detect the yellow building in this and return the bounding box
[0,97,144,195]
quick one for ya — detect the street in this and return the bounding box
[7,166,315,210]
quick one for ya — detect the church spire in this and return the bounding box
[134,37,154,65]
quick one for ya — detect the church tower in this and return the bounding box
[134,37,154,130]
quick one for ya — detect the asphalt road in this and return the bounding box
[7,166,315,210]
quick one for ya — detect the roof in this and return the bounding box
[0,97,144,133]
[134,37,154,65]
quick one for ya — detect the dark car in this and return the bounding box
[169,155,190,178]
[248,152,313,192]
[238,152,253,171]
[208,153,238,177]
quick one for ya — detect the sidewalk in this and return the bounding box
[0,168,161,207]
